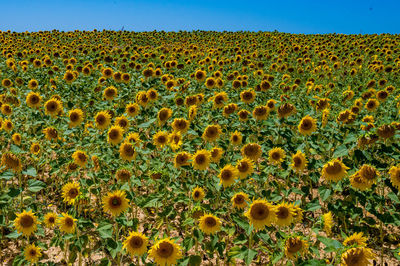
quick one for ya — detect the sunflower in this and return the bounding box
[241,143,262,161]
[43,212,58,228]
[119,142,136,161]
[277,103,296,118]
[102,190,130,217]
[349,172,371,191]
[210,147,224,163]
[2,119,13,132]
[298,115,317,135]
[192,150,211,170]
[62,182,80,205]
[343,232,368,247]
[290,151,308,173]
[1,103,12,115]
[359,164,378,184]
[245,199,277,230]
[14,210,38,236]
[236,158,254,179]
[103,86,118,100]
[199,214,222,234]
[107,125,124,145]
[194,69,206,82]
[168,131,182,151]
[292,205,304,223]
[230,131,243,146]
[365,99,379,111]
[115,115,129,130]
[44,98,62,117]
[202,124,222,142]
[157,108,173,125]
[171,118,190,134]
[68,108,84,127]
[275,202,295,226]
[188,105,197,121]
[153,131,169,148]
[321,159,349,182]
[238,109,250,121]
[126,132,141,146]
[240,89,256,104]
[24,244,42,263]
[212,92,228,109]
[30,143,41,155]
[173,152,191,168]
[94,111,111,130]
[126,102,140,117]
[43,127,58,141]
[322,212,333,236]
[219,164,239,187]
[28,79,39,90]
[1,152,22,173]
[148,238,183,266]
[72,150,88,167]
[268,147,286,165]
[192,187,205,201]
[389,165,400,189]
[253,105,269,120]
[123,231,149,257]
[341,247,375,266]
[231,192,249,209]
[57,212,77,234]
[26,91,41,108]
[12,133,21,145]
[284,237,308,260]
[115,169,132,183]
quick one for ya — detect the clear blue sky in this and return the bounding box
[0,0,399,34]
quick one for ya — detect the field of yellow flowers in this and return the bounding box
[1,30,400,265]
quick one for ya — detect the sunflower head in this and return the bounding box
[268,147,286,165]
[275,202,295,227]
[126,102,140,117]
[62,181,80,205]
[236,158,254,179]
[95,111,111,130]
[231,192,249,209]
[341,247,375,266]
[149,238,183,266]
[43,212,58,228]
[68,108,84,127]
[210,147,224,163]
[192,187,205,201]
[322,159,349,182]
[241,143,262,161]
[44,98,62,117]
[202,124,222,142]
[219,164,239,187]
[26,91,41,108]
[119,142,136,161]
[230,131,243,146]
[57,212,77,234]
[1,152,22,172]
[14,210,38,236]
[102,190,130,217]
[191,150,211,170]
[171,118,190,133]
[72,150,88,167]
[174,152,191,168]
[343,232,368,247]
[290,151,308,173]
[199,214,222,234]
[245,199,277,231]
[298,115,317,135]
[103,86,118,100]
[107,125,124,145]
[123,231,148,256]
[153,131,169,148]
[284,237,308,260]
[24,244,42,263]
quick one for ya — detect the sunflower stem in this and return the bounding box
[19,173,23,211]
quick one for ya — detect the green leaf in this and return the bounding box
[245,249,258,265]
[27,179,46,193]
[305,202,321,212]
[138,118,156,128]
[23,166,37,177]
[6,230,22,239]
[317,236,343,252]
[97,222,113,239]
[0,170,13,180]
[333,144,348,158]
[388,192,400,204]
[318,187,331,201]
[188,255,202,266]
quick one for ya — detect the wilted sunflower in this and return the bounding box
[236,157,254,179]
[102,190,130,217]
[43,212,57,228]
[26,91,41,108]
[268,147,286,165]
[72,150,88,167]
[253,105,269,120]
[1,152,22,172]
[322,212,333,236]
[57,212,77,234]
[94,111,111,130]
[30,143,41,155]
[230,131,243,146]
[119,142,136,161]
[341,247,375,266]
[284,237,309,260]
[44,98,62,117]
[153,131,169,148]
[107,125,124,145]
[241,143,262,161]
[210,146,224,163]
[349,171,371,191]
[298,115,317,135]
[123,231,149,257]
[171,118,190,134]
[199,214,222,234]
[192,187,205,201]
[174,152,191,168]
[148,238,183,266]
[290,151,307,173]
[202,124,222,142]
[103,86,118,100]
[157,108,173,125]
[68,108,84,127]
[245,199,277,230]
[389,165,400,189]
[24,244,42,263]
[115,169,132,183]
[359,164,378,184]
[277,103,296,118]
[62,181,80,205]
[14,210,38,236]
[231,192,249,209]
[126,102,140,117]
[321,159,349,182]
[219,164,239,187]
[343,232,368,247]
[192,150,211,170]
[275,202,295,226]
[43,127,58,141]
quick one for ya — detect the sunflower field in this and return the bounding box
[1,30,400,265]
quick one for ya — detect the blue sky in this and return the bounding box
[0,0,398,34]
